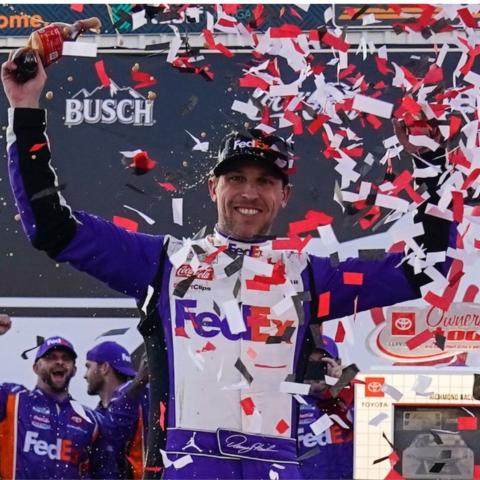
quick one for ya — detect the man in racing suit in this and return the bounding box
[2,54,453,479]
[85,342,149,479]
[0,334,102,479]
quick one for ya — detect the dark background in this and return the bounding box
[0,50,465,298]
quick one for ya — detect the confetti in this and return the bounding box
[112,216,138,232]
[234,358,253,384]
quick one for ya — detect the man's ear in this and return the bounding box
[208,176,218,202]
[71,365,77,378]
[281,184,292,208]
[32,362,39,375]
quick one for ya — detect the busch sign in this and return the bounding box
[65,80,154,126]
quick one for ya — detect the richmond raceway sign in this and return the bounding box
[367,303,480,364]
[64,80,154,127]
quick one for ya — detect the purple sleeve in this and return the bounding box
[56,211,164,299]
[310,252,419,321]
[6,107,163,299]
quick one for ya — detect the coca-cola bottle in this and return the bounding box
[12,17,101,83]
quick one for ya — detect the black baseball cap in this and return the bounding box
[214,129,293,184]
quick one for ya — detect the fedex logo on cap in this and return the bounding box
[233,139,269,151]
[121,353,131,362]
[47,338,64,347]
[23,431,79,464]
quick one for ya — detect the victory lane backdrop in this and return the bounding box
[0,50,464,299]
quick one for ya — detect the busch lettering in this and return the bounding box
[23,431,78,463]
[175,299,294,341]
[65,98,154,126]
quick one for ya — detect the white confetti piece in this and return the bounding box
[131,9,147,30]
[243,255,274,276]
[369,412,389,426]
[123,205,155,225]
[62,41,97,58]
[381,383,403,401]
[172,198,183,226]
[310,414,334,435]
[412,375,433,396]
[352,94,393,119]
[279,381,311,395]
[222,299,246,334]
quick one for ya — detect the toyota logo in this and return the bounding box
[394,317,413,331]
[367,382,383,393]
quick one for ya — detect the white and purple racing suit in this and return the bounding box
[6,108,452,479]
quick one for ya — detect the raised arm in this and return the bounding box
[2,53,163,299]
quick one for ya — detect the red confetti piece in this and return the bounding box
[406,328,434,350]
[131,151,156,173]
[365,113,383,129]
[240,397,255,415]
[245,279,271,291]
[275,419,289,434]
[317,292,330,318]
[424,291,453,311]
[343,272,364,285]
[449,115,462,139]
[29,143,47,153]
[457,416,477,430]
[131,70,157,89]
[203,246,227,264]
[385,467,405,480]
[239,74,270,90]
[307,114,330,135]
[375,56,393,76]
[196,341,216,353]
[334,321,346,343]
[315,30,350,52]
[159,401,166,430]
[359,206,381,230]
[423,64,443,85]
[203,29,234,58]
[270,24,302,38]
[272,235,311,252]
[283,110,303,135]
[474,465,480,479]
[246,347,257,360]
[461,168,480,190]
[70,4,84,12]
[174,326,189,338]
[463,285,479,302]
[94,60,111,87]
[113,216,138,232]
[158,182,177,192]
[370,308,386,326]
[457,7,478,28]
[451,191,464,223]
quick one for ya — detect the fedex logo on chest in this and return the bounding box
[175,299,295,342]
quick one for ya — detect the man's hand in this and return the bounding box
[322,356,343,379]
[0,314,12,336]
[1,50,46,108]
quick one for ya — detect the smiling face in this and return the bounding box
[208,161,291,240]
[34,348,76,395]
